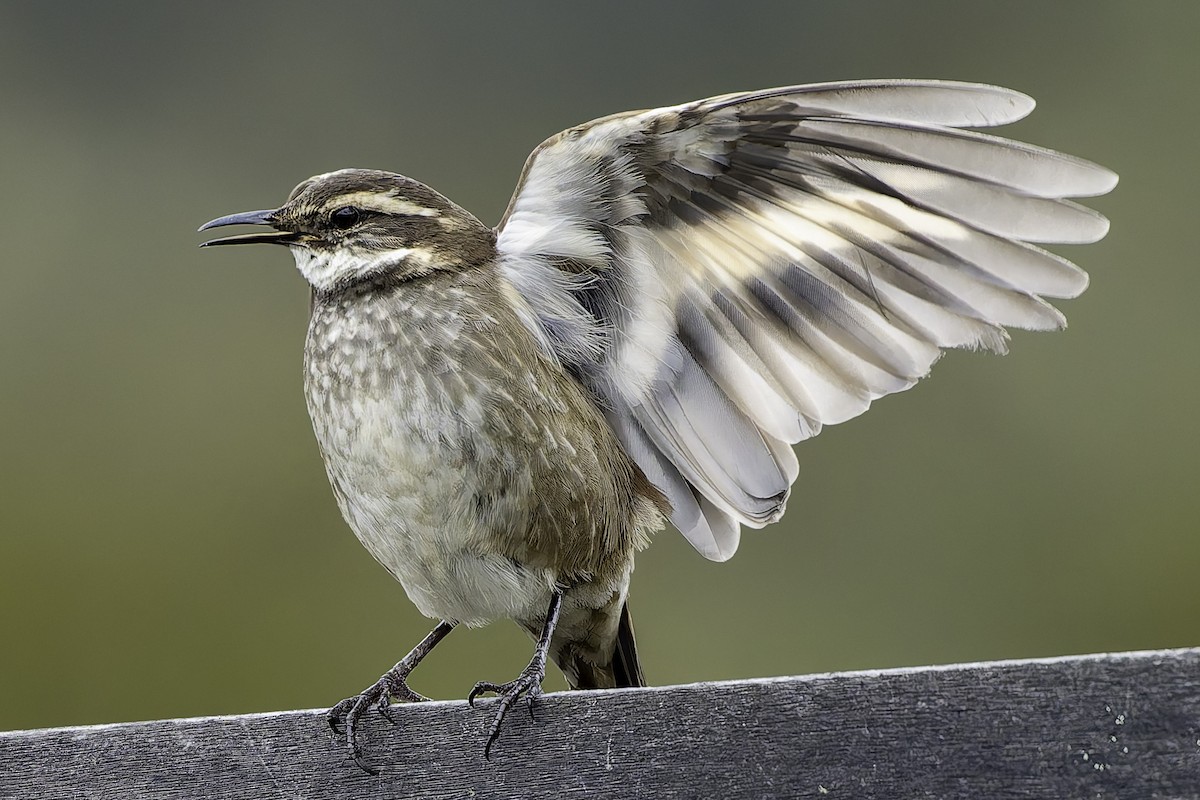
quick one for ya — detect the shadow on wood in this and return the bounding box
[2,648,1198,799]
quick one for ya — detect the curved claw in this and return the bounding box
[343,691,379,771]
[353,754,382,777]
[471,671,546,760]
[327,671,430,774]
[326,696,357,736]
[467,681,503,707]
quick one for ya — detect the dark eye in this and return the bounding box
[330,206,361,230]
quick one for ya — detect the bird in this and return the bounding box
[198,79,1116,771]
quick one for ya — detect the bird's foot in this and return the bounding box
[467,661,547,760]
[327,668,430,774]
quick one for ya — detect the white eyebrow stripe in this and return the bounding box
[326,192,442,217]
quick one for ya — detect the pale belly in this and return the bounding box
[314,393,561,627]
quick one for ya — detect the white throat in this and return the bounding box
[290,245,432,292]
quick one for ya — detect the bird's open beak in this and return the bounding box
[197,209,298,247]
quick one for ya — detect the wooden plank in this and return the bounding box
[2,648,1198,799]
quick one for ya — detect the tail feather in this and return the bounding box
[556,600,646,690]
[611,601,645,688]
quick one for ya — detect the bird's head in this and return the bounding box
[199,169,494,294]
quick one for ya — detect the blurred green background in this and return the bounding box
[1,2,1195,733]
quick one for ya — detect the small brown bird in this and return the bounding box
[199,80,1115,771]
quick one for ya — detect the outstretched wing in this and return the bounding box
[494,80,1116,561]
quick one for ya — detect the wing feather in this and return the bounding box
[495,80,1115,560]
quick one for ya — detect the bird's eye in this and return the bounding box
[330,206,361,230]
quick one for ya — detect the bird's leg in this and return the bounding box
[328,619,456,773]
[467,589,564,759]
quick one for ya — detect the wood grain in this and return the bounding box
[2,648,1197,799]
